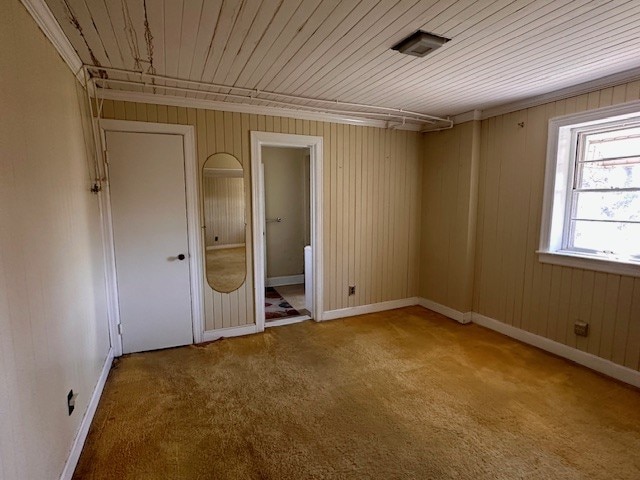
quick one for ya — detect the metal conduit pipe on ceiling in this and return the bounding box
[83,65,453,131]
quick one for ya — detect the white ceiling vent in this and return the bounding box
[391,30,450,57]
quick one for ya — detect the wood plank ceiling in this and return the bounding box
[45,0,640,117]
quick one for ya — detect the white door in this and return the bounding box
[106,131,193,354]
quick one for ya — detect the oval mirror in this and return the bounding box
[203,153,246,293]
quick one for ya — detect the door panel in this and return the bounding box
[106,131,193,353]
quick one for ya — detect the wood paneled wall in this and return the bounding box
[420,121,480,313]
[470,83,640,372]
[0,2,111,478]
[203,176,245,247]
[99,101,422,330]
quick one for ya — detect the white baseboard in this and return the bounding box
[471,312,640,389]
[266,275,304,287]
[206,243,245,251]
[265,314,312,328]
[202,324,258,342]
[417,298,472,324]
[321,297,420,321]
[208,298,640,389]
[60,348,114,480]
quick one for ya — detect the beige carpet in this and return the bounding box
[74,307,640,479]
[205,246,245,292]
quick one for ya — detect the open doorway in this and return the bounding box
[251,132,323,331]
[263,146,310,325]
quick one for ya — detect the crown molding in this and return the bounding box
[478,66,640,120]
[447,67,640,124]
[20,0,84,83]
[95,89,423,131]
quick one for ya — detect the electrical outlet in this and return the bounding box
[348,285,356,296]
[574,321,589,337]
[67,389,77,416]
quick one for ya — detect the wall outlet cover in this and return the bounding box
[574,321,589,337]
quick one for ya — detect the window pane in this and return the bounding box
[571,220,640,257]
[584,126,640,161]
[574,191,640,222]
[576,160,640,190]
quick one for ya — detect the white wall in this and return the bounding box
[0,1,110,478]
[263,146,309,279]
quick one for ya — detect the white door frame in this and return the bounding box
[97,119,204,356]
[251,132,324,331]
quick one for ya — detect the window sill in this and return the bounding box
[537,251,640,278]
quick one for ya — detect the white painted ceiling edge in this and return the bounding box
[22,0,640,130]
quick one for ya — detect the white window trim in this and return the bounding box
[538,100,640,278]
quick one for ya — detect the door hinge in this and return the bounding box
[117,323,123,335]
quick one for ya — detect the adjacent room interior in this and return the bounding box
[263,146,312,323]
[2,1,640,479]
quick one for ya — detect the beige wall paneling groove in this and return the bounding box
[353,125,362,307]
[422,81,640,373]
[203,177,245,246]
[340,123,348,308]
[99,100,422,330]
[420,120,480,315]
[469,81,640,372]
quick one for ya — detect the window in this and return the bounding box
[539,102,640,277]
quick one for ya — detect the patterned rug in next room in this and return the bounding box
[265,287,300,321]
